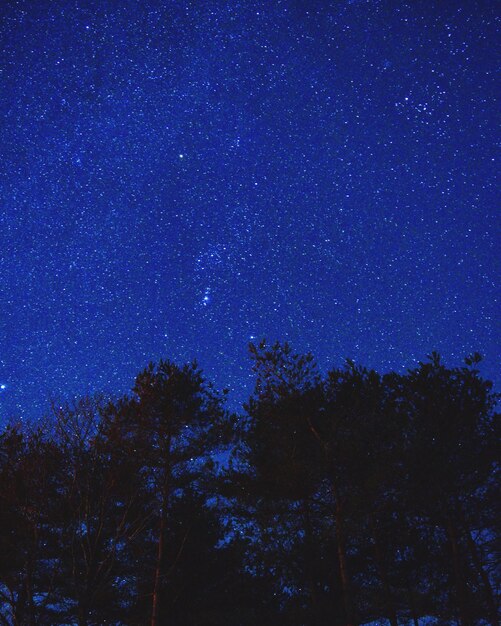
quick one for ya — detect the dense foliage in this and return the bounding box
[0,345,498,625]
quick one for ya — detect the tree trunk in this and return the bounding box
[303,497,320,623]
[446,519,473,626]
[25,523,37,626]
[14,583,26,626]
[370,516,398,626]
[78,600,89,626]
[464,528,499,626]
[151,485,168,626]
[151,432,172,626]
[25,567,34,626]
[407,586,420,626]
[333,485,357,626]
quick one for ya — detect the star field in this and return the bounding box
[1,0,499,420]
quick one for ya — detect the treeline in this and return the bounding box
[0,343,499,626]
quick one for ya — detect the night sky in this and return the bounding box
[1,0,499,421]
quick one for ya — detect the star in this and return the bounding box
[0,0,497,421]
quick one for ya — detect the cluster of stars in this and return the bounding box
[0,0,498,420]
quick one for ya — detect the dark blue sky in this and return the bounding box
[1,0,499,421]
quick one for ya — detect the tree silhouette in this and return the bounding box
[0,348,498,625]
